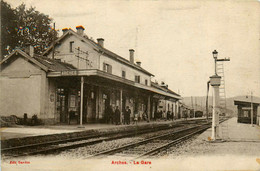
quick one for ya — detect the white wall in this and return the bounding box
[0,57,43,118]
[100,54,151,86]
[48,35,99,70]
[48,33,151,86]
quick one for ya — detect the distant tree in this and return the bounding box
[1,0,18,59]
[14,3,57,54]
[1,1,57,58]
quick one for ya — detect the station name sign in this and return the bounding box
[242,107,252,110]
[61,70,78,76]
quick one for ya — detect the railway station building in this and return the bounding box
[0,25,181,125]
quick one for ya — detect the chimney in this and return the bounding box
[136,61,141,66]
[62,28,69,35]
[76,25,85,36]
[161,81,165,86]
[129,49,135,64]
[97,38,104,47]
[25,44,34,57]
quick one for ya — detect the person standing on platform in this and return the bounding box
[133,112,138,125]
[115,106,120,125]
[106,105,113,124]
[154,110,157,121]
[105,106,109,123]
[167,111,171,120]
[125,106,131,125]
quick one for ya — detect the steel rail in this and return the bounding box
[136,118,228,158]
[2,117,228,159]
[135,125,210,158]
[2,122,182,152]
[2,122,189,158]
[86,118,228,159]
[2,118,209,154]
[85,124,206,159]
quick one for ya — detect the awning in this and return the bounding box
[47,69,182,100]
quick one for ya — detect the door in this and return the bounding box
[102,93,110,122]
[57,88,68,123]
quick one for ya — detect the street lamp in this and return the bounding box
[212,50,218,59]
[212,50,218,75]
[212,50,230,76]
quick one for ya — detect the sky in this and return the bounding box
[6,0,260,98]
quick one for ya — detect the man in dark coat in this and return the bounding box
[125,106,131,125]
[114,106,121,125]
[167,111,171,120]
[105,105,113,124]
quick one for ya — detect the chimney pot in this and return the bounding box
[76,25,85,36]
[25,44,34,57]
[97,38,104,47]
[62,28,69,34]
[129,49,135,64]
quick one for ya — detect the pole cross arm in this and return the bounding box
[216,58,230,62]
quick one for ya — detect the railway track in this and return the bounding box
[1,119,207,158]
[1,118,227,159]
[85,123,210,159]
[86,118,227,159]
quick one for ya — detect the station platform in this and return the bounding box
[219,117,260,141]
[0,117,206,141]
[170,117,260,158]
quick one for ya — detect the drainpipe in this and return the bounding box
[206,80,210,121]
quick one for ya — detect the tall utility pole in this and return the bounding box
[195,97,197,117]
[251,91,254,126]
[0,11,2,62]
[191,96,195,118]
[135,27,139,58]
[52,23,56,59]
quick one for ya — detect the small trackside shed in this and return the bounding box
[234,99,260,125]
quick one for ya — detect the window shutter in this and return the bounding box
[103,63,106,71]
[109,65,112,73]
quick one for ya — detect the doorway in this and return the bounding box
[57,88,68,123]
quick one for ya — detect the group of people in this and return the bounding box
[105,105,132,125]
[154,110,174,120]
[106,106,174,125]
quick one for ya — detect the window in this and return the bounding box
[70,41,74,52]
[135,75,140,83]
[145,79,148,85]
[122,71,126,78]
[103,63,112,74]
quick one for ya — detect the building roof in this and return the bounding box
[234,96,260,104]
[42,29,154,76]
[0,49,76,72]
[151,82,181,97]
[34,55,76,71]
[1,49,181,100]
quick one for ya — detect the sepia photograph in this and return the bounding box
[0,0,260,170]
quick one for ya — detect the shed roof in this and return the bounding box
[234,96,260,105]
[0,49,76,72]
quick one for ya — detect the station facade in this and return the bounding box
[0,26,181,124]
